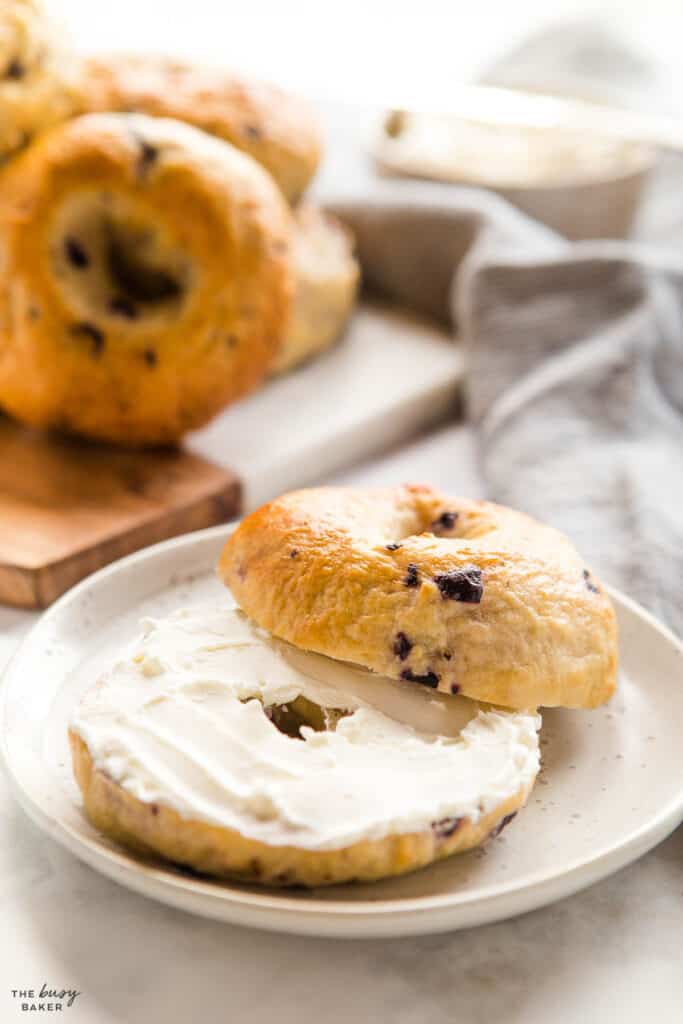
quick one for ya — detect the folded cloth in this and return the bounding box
[330,181,683,636]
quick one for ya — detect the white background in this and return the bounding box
[56,0,683,107]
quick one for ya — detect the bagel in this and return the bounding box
[69,603,540,886]
[80,54,321,204]
[0,0,82,162]
[219,485,618,710]
[0,112,293,444]
[272,205,360,374]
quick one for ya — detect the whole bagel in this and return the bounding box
[80,54,321,204]
[272,205,359,374]
[0,112,293,444]
[70,730,533,887]
[219,485,618,709]
[0,0,82,162]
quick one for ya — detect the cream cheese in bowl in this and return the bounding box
[377,108,655,239]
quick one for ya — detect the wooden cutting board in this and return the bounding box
[0,418,240,609]
[0,300,461,611]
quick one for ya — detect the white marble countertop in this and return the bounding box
[1,424,682,1023]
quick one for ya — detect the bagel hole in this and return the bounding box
[107,234,181,306]
[256,696,351,740]
[52,192,191,328]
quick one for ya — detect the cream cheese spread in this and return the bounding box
[71,603,541,851]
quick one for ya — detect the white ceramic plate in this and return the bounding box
[2,526,683,939]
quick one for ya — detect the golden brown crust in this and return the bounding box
[219,485,618,709]
[80,54,322,204]
[272,205,360,374]
[70,730,532,887]
[0,0,83,161]
[0,112,293,444]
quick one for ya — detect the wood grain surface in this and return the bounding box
[0,418,241,608]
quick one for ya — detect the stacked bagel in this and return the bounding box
[0,4,359,445]
[70,484,618,887]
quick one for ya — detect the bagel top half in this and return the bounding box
[80,54,322,204]
[219,485,618,710]
[0,112,293,444]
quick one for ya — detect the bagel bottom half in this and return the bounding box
[70,733,533,887]
[69,603,540,887]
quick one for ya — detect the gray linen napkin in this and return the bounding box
[329,176,683,638]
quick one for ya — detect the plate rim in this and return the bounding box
[2,523,683,937]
